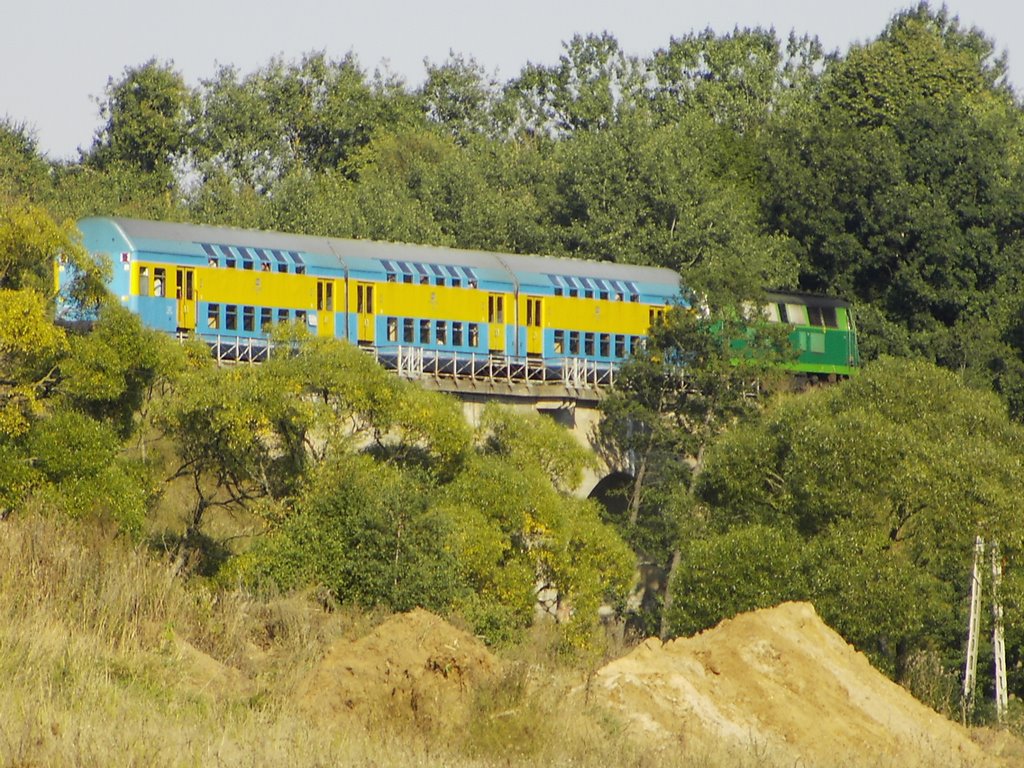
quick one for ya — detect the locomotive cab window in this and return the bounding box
[807,305,838,328]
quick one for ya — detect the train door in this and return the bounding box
[316,279,336,338]
[175,267,196,331]
[356,282,376,344]
[525,296,543,356]
[487,293,506,354]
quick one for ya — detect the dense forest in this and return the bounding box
[5,1,1024,724]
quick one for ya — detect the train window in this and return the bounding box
[786,304,807,324]
[488,295,505,323]
[434,277,444,287]
[776,303,789,323]
[403,318,414,343]
[296,266,306,275]
[261,262,271,272]
[631,335,643,352]
[569,289,579,298]
[584,290,594,299]
[261,308,272,330]
[599,291,608,301]
[387,317,398,342]
[630,295,639,303]
[453,322,464,346]
[419,319,431,344]
[420,275,430,285]
[317,281,334,311]
[152,268,166,297]
[243,306,255,332]
[243,261,253,271]
[403,274,413,285]
[207,304,220,330]
[277,309,289,324]
[614,335,625,358]
[584,333,595,356]
[469,323,479,348]
[226,256,237,269]
[387,274,397,283]
[295,310,306,325]
[452,278,462,288]
[600,333,610,357]
[138,266,150,296]
[554,288,563,297]
[554,330,564,354]
[569,331,580,355]
[277,264,288,274]
[807,305,838,328]
[225,305,237,331]
[436,320,448,345]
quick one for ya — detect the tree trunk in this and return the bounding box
[659,546,682,640]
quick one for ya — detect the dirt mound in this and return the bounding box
[294,608,500,726]
[593,602,1012,767]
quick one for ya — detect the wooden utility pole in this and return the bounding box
[961,536,1008,725]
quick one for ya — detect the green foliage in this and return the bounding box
[692,357,1024,680]
[88,59,194,185]
[58,303,182,436]
[236,453,457,612]
[664,524,807,637]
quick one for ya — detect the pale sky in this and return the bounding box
[3,0,1022,160]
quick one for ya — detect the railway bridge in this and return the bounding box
[202,334,633,499]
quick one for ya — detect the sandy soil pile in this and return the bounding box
[592,601,1021,767]
[293,608,500,727]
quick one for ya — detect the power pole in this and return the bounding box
[961,536,984,724]
[992,543,1008,723]
[961,536,1008,725]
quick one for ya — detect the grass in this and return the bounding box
[0,512,1010,767]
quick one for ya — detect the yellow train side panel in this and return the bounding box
[543,295,662,335]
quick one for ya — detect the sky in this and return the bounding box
[3,0,1023,161]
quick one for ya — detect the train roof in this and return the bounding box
[764,289,853,309]
[79,217,682,295]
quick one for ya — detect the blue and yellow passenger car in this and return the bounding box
[62,217,858,382]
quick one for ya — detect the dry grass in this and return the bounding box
[0,513,993,768]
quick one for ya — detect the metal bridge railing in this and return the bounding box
[178,333,618,392]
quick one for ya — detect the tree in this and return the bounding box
[88,59,194,188]
[692,357,1024,682]
[598,304,794,637]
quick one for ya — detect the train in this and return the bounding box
[58,217,860,385]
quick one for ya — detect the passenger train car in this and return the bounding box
[59,217,859,383]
